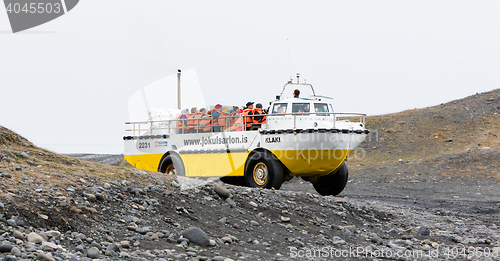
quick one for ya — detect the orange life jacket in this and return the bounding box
[186,113,197,127]
[200,115,212,132]
[242,109,254,128]
[252,108,266,123]
[230,115,244,131]
[217,112,230,130]
[177,113,188,130]
[192,113,206,130]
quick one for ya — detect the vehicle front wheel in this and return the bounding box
[245,152,284,189]
[312,162,349,196]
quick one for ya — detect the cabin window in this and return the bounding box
[272,103,288,114]
[314,103,330,115]
[292,103,311,113]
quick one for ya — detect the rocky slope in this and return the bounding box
[1,132,500,261]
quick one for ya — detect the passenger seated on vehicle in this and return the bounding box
[253,103,266,125]
[229,106,239,114]
[193,109,208,132]
[230,110,244,131]
[212,104,223,132]
[277,107,285,114]
[200,114,212,132]
[243,102,255,131]
[298,104,310,113]
[177,111,189,133]
[218,111,230,131]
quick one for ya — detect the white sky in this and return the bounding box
[1,1,499,154]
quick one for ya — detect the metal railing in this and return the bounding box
[125,112,366,136]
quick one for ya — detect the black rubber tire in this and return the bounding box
[158,154,185,176]
[245,152,284,189]
[312,162,349,196]
[220,176,247,186]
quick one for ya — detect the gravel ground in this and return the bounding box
[0,152,498,261]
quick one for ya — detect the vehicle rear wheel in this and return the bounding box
[312,162,349,196]
[245,152,284,189]
[158,154,185,176]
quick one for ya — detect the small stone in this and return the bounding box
[344,225,356,233]
[221,237,233,244]
[106,243,120,252]
[370,233,383,244]
[10,247,21,257]
[452,236,463,243]
[182,227,210,247]
[12,231,23,240]
[19,152,29,158]
[28,232,43,244]
[85,193,96,201]
[6,219,17,227]
[250,220,259,226]
[332,236,346,245]
[209,240,216,247]
[126,226,136,231]
[417,226,430,236]
[0,245,14,253]
[150,233,159,241]
[136,227,150,235]
[3,255,17,261]
[249,201,258,208]
[280,216,290,222]
[212,257,225,261]
[225,198,236,207]
[36,253,55,261]
[95,193,105,201]
[87,247,100,258]
[218,217,227,224]
[388,228,399,235]
[120,241,130,248]
[213,184,231,198]
[75,245,85,253]
[68,255,79,261]
[41,242,60,251]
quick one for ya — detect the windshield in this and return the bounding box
[272,103,288,114]
[292,103,310,113]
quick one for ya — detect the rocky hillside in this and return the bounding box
[350,88,500,179]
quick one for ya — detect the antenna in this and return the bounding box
[177,69,181,110]
[287,38,292,81]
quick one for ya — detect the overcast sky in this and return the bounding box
[1,0,499,154]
